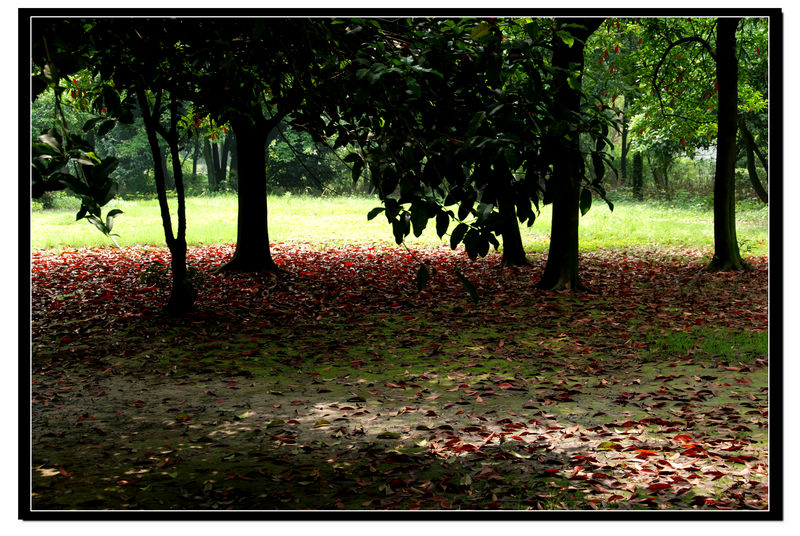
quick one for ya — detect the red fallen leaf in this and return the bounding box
[544,469,560,475]
[681,138,686,147]
[287,419,301,424]
[647,483,671,491]
[59,467,72,478]
[117,478,141,486]
[615,44,619,53]
[757,46,761,54]
[227,381,238,387]
[673,434,692,442]
[496,382,514,389]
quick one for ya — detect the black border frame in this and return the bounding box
[20,7,784,522]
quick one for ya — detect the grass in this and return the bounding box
[644,326,768,364]
[30,192,769,256]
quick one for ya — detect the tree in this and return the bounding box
[296,17,616,292]
[537,17,606,291]
[33,18,201,313]
[137,88,196,313]
[608,17,770,270]
[708,17,746,271]
[179,19,341,272]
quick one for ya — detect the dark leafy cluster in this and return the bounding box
[296,18,618,262]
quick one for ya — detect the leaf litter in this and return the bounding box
[30,243,769,510]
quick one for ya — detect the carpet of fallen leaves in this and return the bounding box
[29,243,770,512]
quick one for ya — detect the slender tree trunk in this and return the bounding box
[537,17,601,291]
[192,135,199,181]
[620,102,629,186]
[137,88,195,314]
[708,17,747,271]
[740,123,768,203]
[220,135,231,185]
[632,151,643,200]
[229,133,238,192]
[220,114,280,272]
[161,146,174,190]
[203,139,217,191]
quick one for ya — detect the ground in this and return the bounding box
[30,243,769,510]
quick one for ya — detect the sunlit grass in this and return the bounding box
[30,192,769,256]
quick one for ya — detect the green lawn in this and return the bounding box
[30,193,769,256]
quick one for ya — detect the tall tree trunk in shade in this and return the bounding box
[708,17,748,271]
[537,17,602,291]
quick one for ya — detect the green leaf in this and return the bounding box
[105,209,123,232]
[86,215,109,235]
[367,206,385,220]
[580,188,592,216]
[455,271,479,303]
[471,23,490,40]
[82,117,105,132]
[435,211,450,238]
[416,264,430,292]
[96,119,116,137]
[377,431,401,439]
[410,203,429,237]
[557,30,575,48]
[351,159,364,183]
[450,222,468,249]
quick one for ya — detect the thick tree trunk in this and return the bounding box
[537,18,601,291]
[220,115,279,272]
[539,170,582,289]
[708,17,747,271]
[495,160,528,266]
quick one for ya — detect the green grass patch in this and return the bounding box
[644,326,768,364]
[31,193,769,256]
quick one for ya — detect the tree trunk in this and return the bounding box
[192,135,199,181]
[229,133,238,192]
[203,138,217,191]
[220,114,279,272]
[632,151,643,200]
[620,103,629,186]
[220,135,231,186]
[495,159,528,266]
[537,18,601,291]
[740,123,768,203]
[137,88,195,314]
[161,145,174,190]
[708,17,747,271]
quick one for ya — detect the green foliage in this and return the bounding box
[300,18,617,261]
